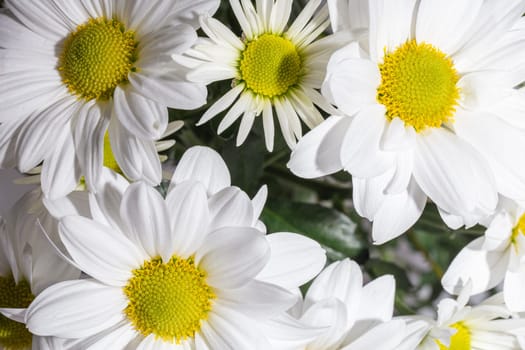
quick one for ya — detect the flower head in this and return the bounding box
[177,0,341,151]
[0,0,218,199]
[25,146,326,348]
[289,0,525,243]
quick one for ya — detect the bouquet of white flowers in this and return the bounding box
[1,1,525,349]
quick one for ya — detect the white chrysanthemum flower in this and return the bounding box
[25,146,326,349]
[176,0,342,151]
[0,190,81,350]
[400,285,525,350]
[0,0,218,199]
[442,197,525,312]
[271,259,407,350]
[289,0,525,243]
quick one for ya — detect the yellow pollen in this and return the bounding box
[0,276,34,350]
[377,40,460,132]
[239,33,302,98]
[124,256,215,342]
[436,322,471,350]
[511,213,525,244]
[59,17,138,101]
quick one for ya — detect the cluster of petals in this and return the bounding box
[22,147,327,349]
[0,0,217,199]
[289,0,525,243]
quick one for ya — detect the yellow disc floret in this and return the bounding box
[377,40,460,132]
[102,132,121,175]
[511,213,525,244]
[239,34,302,98]
[59,17,138,101]
[124,256,215,342]
[0,276,34,350]
[436,322,471,350]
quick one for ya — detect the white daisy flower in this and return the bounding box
[274,258,407,350]
[442,197,525,312]
[401,284,525,350]
[0,190,81,350]
[0,0,218,199]
[176,0,342,151]
[289,0,525,243]
[25,146,326,348]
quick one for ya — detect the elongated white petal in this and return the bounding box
[195,227,269,290]
[165,181,210,259]
[60,216,146,286]
[257,232,326,290]
[120,182,171,260]
[26,279,126,338]
[170,146,231,196]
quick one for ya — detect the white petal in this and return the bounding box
[26,279,126,338]
[454,110,525,201]
[0,13,55,53]
[171,0,220,29]
[262,100,275,151]
[6,0,72,40]
[372,179,426,244]
[217,280,296,319]
[73,102,108,192]
[340,105,395,178]
[344,320,406,350]
[415,0,483,55]
[114,86,167,140]
[504,265,525,312]
[323,52,380,116]
[129,70,207,110]
[195,227,269,290]
[165,181,210,259]
[15,96,75,172]
[65,321,137,350]
[197,84,244,126]
[257,232,326,290]
[269,0,292,34]
[442,237,509,295]
[300,298,348,349]
[170,146,231,196]
[41,129,81,200]
[288,115,351,179]
[355,276,395,322]
[60,216,146,286]
[120,182,171,260]
[413,127,497,217]
[208,187,254,231]
[200,305,268,349]
[0,71,63,124]
[108,117,162,185]
[0,307,26,323]
[304,259,363,323]
[88,168,130,234]
[368,0,416,61]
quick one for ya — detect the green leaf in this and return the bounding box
[261,201,365,260]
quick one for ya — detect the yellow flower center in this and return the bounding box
[377,40,460,132]
[59,17,138,101]
[124,256,215,342]
[511,213,525,244]
[102,132,121,175]
[437,322,471,350]
[239,34,302,98]
[0,276,34,350]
